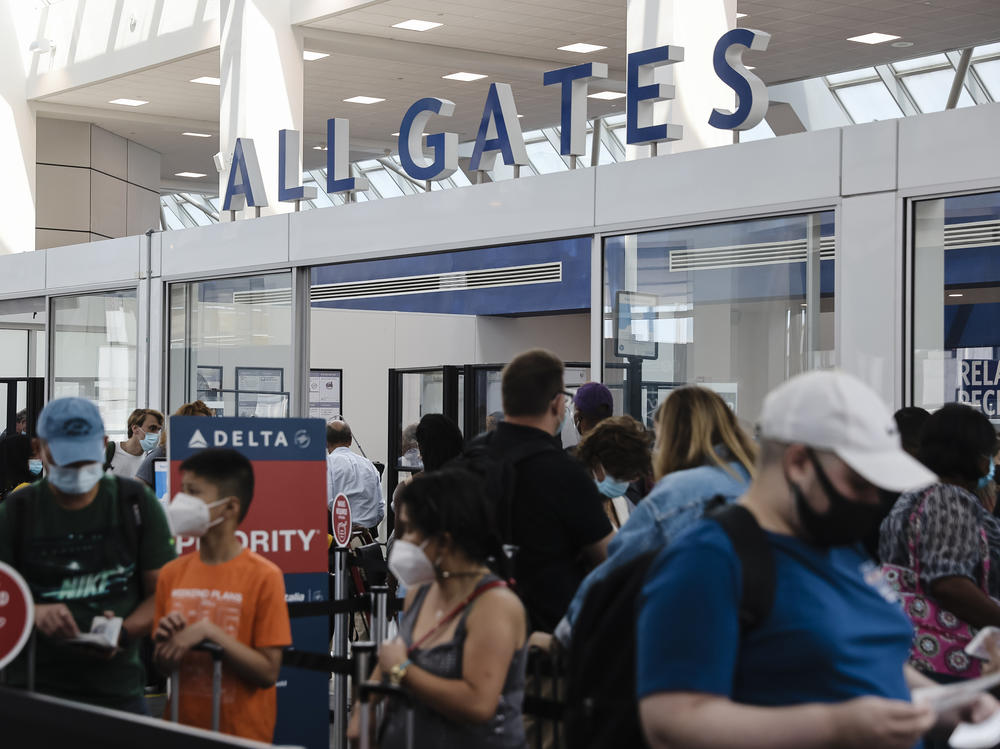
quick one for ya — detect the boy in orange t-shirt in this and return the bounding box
[153,448,292,742]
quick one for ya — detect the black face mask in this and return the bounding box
[789,449,885,548]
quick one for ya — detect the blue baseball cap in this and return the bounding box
[37,397,106,466]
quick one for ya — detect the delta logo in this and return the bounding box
[187,428,307,449]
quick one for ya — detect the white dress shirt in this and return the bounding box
[326,446,384,529]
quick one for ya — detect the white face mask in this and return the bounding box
[166,492,229,537]
[388,539,436,588]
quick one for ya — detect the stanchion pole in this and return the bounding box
[369,585,389,646]
[331,547,350,749]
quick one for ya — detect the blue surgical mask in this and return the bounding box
[47,462,104,495]
[978,462,996,491]
[28,459,42,476]
[596,474,631,498]
[140,432,160,451]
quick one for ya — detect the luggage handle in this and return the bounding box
[170,639,224,732]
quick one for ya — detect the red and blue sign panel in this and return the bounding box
[168,416,328,749]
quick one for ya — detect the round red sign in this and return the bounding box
[0,562,33,671]
[331,494,352,548]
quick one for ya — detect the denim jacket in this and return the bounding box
[554,459,752,647]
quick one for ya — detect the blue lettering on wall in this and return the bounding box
[626,45,684,146]
[398,98,458,182]
[708,28,772,131]
[543,62,609,156]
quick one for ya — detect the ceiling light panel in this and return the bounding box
[190,76,219,85]
[109,98,147,106]
[182,132,212,138]
[175,172,206,178]
[558,43,607,53]
[303,50,329,61]
[588,91,626,100]
[442,72,487,81]
[392,19,442,31]
[343,95,385,104]
[848,33,901,45]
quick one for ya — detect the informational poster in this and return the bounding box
[235,367,286,417]
[195,365,224,416]
[959,359,1000,418]
[614,290,659,360]
[308,368,342,421]
[168,416,329,749]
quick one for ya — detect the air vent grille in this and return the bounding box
[942,219,1000,250]
[232,261,563,305]
[669,237,835,272]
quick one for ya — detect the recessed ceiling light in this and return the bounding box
[392,19,442,31]
[442,72,487,82]
[182,132,212,138]
[891,40,914,48]
[109,98,147,106]
[948,293,964,298]
[847,32,901,45]
[175,172,206,178]
[391,132,400,137]
[557,43,607,54]
[517,114,524,118]
[343,95,385,104]
[303,50,329,61]
[588,91,626,100]
[190,76,219,85]
[312,145,328,151]
[736,12,748,18]
[746,66,756,70]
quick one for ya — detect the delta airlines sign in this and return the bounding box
[222,28,771,211]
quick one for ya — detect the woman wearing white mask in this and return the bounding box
[348,467,528,749]
[106,408,163,480]
[575,415,654,530]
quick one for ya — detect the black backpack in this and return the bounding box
[564,502,776,749]
[7,475,146,571]
[454,432,557,580]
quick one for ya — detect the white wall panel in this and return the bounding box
[161,214,290,277]
[36,229,90,251]
[898,104,1000,191]
[36,118,90,168]
[126,184,161,237]
[595,129,841,230]
[36,164,91,232]
[0,249,45,296]
[842,120,897,196]
[127,140,161,193]
[91,126,127,180]
[91,171,127,239]
[475,314,591,364]
[290,168,596,265]
[45,236,141,289]
[838,192,900,407]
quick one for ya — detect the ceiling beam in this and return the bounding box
[31,101,218,134]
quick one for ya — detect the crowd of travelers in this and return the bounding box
[2,347,1000,749]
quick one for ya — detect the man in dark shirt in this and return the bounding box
[492,349,614,633]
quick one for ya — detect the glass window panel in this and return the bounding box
[902,69,975,112]
[603,212,835,427]
[892,54,949,73]
[526,139,568,174]
[0,330,28,377]
[827,67,878,85]
[53,290,138,441]
[974,43,1000,58]
[912,191,1000,420]
[975,59,1000,100]
[168,273,292,417]
[835,82,904,123]
[366,168,405,198]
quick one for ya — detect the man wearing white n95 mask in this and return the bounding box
[637,371,999,749]
[0,397,174,713]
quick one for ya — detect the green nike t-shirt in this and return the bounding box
[0,475,175,708]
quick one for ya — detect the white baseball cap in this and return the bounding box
[758,370,937,493]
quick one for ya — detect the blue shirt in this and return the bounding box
[554,461,750,646]
[637,521,917,742]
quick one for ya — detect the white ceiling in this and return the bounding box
[33,0,1000,189]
